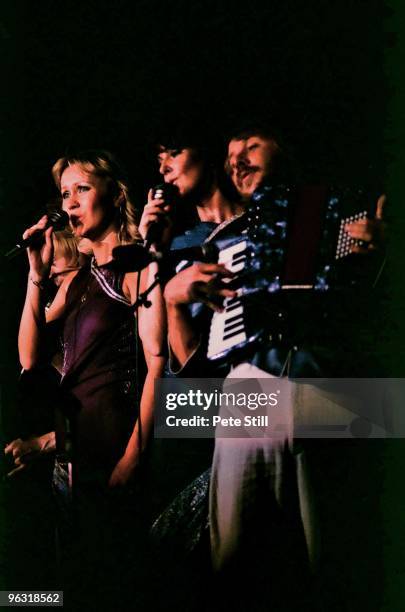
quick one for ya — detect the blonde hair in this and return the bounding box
[52,150,141,244]
[52,230,82,268]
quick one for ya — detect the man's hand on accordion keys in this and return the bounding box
[345,194,386,254]
[164,262,237,312]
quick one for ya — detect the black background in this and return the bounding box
[1,1,400,401]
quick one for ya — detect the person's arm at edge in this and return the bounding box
[18,258,76,369]
[109,263,167,487]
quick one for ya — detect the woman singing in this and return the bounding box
[18,150,166,606]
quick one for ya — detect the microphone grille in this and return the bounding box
[152,183,179,201]
[47,209,69,230]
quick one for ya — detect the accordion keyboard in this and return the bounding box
[207,239,248,360]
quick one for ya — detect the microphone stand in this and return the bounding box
[131,273,161,310]
[131,233,174,310]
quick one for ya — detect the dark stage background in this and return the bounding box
[0,0,404,608]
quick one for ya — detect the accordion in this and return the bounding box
[207,184,377,363]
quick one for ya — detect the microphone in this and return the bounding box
[112,242,219,273]
[4,209,69,260]
[143,183,179,251]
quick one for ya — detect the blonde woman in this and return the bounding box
[17,150,166,604]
